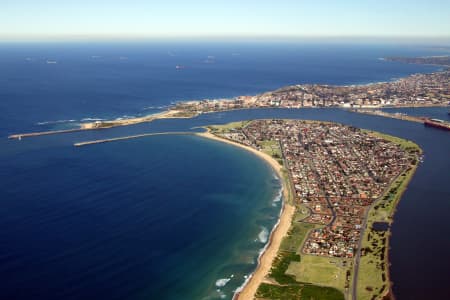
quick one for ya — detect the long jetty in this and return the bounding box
[351,109,426,123]
[8,128,85,140]
[74,132,196,147]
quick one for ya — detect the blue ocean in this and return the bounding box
[0,41,449,300]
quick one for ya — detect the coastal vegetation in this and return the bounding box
[257,140,283,165]
[281,169,295,206]
[256,283,344,300]
[255,208,346,300]
[356,131,422,300]
[207,121,251,133]
[362,130,422,153]
[269,251,301,285]
[199,120,420,300]
[287,255,350,292]
[280,221,314,252]
[208,120,422,300]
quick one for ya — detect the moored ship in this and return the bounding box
[424,118,450,131]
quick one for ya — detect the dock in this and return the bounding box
[74,132,195,147]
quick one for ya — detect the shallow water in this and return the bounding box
[1,42,449,299]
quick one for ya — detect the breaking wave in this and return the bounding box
[80,117,105,122]
[215,275,233,288]
[273,188,282,203]
[142,105,170,110]
[36,119,76,125]
[258,227,269,244]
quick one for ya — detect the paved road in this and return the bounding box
[351,172,402,300]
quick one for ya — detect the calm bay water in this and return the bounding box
[0,42,449,299]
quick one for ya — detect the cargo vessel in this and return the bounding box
[424,118,450,131]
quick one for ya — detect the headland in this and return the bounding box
[203,120,421,300]
[7,56,449,140]
[79,109,196,129]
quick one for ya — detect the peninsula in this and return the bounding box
[4,56,436,298]
[8,57,449,140]
[202,120,421,300]
[384,56,450,66]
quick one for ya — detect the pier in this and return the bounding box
[8,128,86,140]
[351,109,426,123]
[74,132,196,147]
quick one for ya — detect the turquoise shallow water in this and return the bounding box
[0,132,282,300]
[1,42,449,299]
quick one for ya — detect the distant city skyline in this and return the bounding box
[1,0,450,41]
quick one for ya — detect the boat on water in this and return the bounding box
[424,118,450,131]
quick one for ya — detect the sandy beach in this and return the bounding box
[197,131,295,300]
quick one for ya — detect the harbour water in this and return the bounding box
[0,42,449,299]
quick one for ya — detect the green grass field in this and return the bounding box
[281,169,294,204]
[280,221,314,253]
[295,205,310,219]
[286,255,350,292]
[362,129,421,153]
[258,140,282,159]
[368,164,418,223]
[356,130,421,300]
[357,163,418,300]
[255,204,345,300]
[207,120,251,133]
[269,251,301,285]
[357,228,389,300]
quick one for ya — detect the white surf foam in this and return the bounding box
[215,278,231,288]
[216,289,226,299]
[36,119,76,125]
[273,188,283,203]
[143,105,169,110]
[80,117,105,122]
[233,203,287,299]
[233,274,252,296]
[258,227,269,244]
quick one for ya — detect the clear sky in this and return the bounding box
[1,0,449,41]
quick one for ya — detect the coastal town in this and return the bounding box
[215,119,417,258]
[8,57,449,139]
[4,53,441,300]
[209,119,420,300]
[2,0,450,297]
[173,70,449,113]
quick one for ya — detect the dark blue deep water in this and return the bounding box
[0,41,442,136]
[0,42,449,300]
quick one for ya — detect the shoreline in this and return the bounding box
[79,109,196,129]
[354,130,422,300]
[202,122,422,300]
[9,104,448,140]
[196,131,295,300]
[381,163,419,300]
[8,109,197,140]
